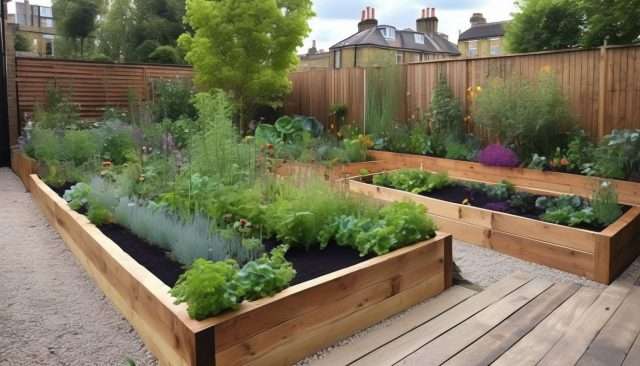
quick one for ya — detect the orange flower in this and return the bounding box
[102,161,113,169]
[560,158,569,166]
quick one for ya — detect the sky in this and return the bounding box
[302,0,518,52]
[7,0,519,51]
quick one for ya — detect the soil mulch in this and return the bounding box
[265,240,373,286]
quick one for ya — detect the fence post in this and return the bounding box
[597,40,608,139]
[363,67,367,133]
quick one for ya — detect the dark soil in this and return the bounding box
[99,223,185,287]
[426,183,545,221]
[50,182,75,197]
[49,182,373,288]
[265,240,373,286]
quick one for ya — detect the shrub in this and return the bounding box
[147,45,182,65]
[97,121,136,165]
[473,73,574,158]
[33,85,79,130]
[430,74,464,141]
[61,130,100,166]
[477,144,520,167]
[592,181,622,226]
[590,130,640,179]
[151,79,196,121]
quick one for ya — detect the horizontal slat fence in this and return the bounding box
[286,45,640,139]
[16,57,193,119]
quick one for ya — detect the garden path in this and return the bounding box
[0,168,156,366]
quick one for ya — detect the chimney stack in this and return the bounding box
[470,13,487,27]
[358,6,378,33]
[417,7,438,34]
[307,40,318,55]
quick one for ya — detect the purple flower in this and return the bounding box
[477,144,520,167]
[484,201,511,212]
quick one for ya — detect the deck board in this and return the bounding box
[304,271,640,366]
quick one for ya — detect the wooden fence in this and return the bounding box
[15,57,193,120]
[284,44,640,139]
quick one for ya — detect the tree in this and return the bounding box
[14,33,31,52]
[505,0,584,53]
[580,0,640,47]
[53,0,100,57]
[180,0,314,132]
[127,0,186,61]
[97,0,133,61]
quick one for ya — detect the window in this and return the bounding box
[490,38,501,56]
[414,33,425,44]
[44,35,54,56]
[396,52,404,65]
[468,40,478,57]
[381,27,396,40]
[334,49,342,69]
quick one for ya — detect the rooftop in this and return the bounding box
[459,21,509,42]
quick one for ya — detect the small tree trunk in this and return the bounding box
[80,38,85,58]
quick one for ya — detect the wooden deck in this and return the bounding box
[310,270,640,366]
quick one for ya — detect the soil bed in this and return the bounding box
[49,183,374,289]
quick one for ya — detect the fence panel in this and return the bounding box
[15,57,193,120]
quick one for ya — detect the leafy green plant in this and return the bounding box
[62,130,101,166]
[33,84,80,130]
[328,202,437,257]
[528,154,549,170]
[170,259,243,320]
[97,121,137,165]
[430,74,464,141]
[565,130,594,173]
[537,194,597,227]
[87,202,112,226]
[445,140,473,161]
[484,180,515,201]
[508,191,537,214]
[373,169,449,194]
[236,245,296,301]
[474,73,575,159]
[64,182,91,210]
[590,129,640,179]
[591,181,622,226]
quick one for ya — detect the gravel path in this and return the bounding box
[0,168,156,366]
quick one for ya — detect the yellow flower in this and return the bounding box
[476,86,482,92]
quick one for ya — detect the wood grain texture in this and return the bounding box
[493,286,601,366]
[348,171,640,284]
[443,283,579,366]
[351,272,532,366]
[397,278,553,366]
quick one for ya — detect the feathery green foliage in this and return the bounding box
[592,181,622,226]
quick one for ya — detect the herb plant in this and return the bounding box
[591,181,622,226]
[64,182,92,210]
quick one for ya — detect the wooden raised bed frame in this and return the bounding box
[274,159,400,181]
[368,150,640,207]
[14,152,452,366]
[349,174,640,285]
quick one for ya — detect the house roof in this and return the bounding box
[458,21,508,41]
[330,25,460,55]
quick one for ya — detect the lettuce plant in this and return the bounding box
[64,182,92,210]
[372,170,450,194]
[236,246,296,301]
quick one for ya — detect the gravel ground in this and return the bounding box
[0,168,156,366]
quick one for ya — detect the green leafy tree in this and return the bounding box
[580,0,640,47]
[54,0,101,57]
[97,0,133,61]
[127,0,186,61]
[180,0,314,132]
[505,0,584,53]
[14,32,32,52]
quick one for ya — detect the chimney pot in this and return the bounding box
[358,6,378,32]
[372,8,375,19]
[362,9,366,20]
[432,8,436,18]
[366,6,370,19]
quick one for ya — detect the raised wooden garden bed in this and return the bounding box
[23,166,452,365]
[368,150,640,207]
[349,175,640,285]
[274,160,400,181]
[10,147,38,190]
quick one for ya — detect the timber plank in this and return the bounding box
[538,274,640,366]
[350,272,532,366]
[309,286,476,366]
[622,329,640,366]
[396,278,553,366]
[492,286,601,366]
[577,286,640,366]
[443,283,579,366]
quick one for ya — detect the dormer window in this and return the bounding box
[414,33,425,44]
[380,27,396,40]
